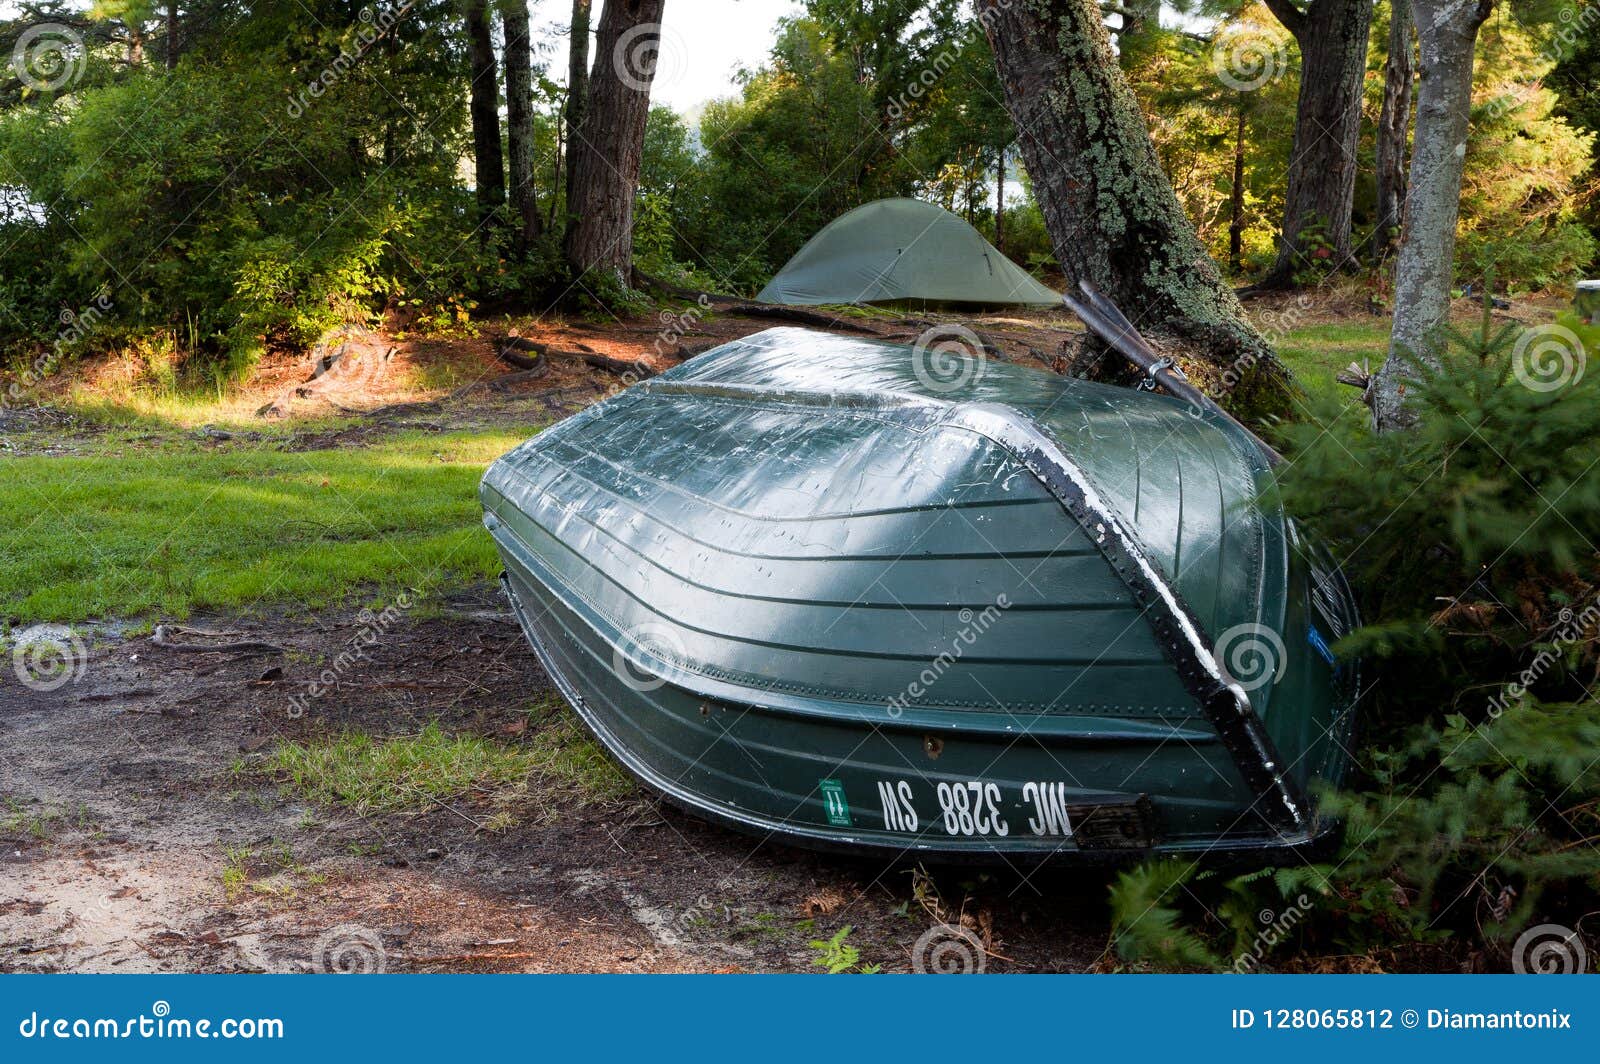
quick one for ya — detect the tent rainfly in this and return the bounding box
[756,198,1060,307]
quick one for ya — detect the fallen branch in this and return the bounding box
[630,268,745,306]
[150,625,284,655]
[496,336,657,380]
[721,304,879,334]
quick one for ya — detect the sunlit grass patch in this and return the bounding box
[0,429,537,622]
[266,717,632,819]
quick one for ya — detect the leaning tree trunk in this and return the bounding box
[978,0,1284,389]
[562,0,594,223]
[1258,0,1375,288]
[563,0,666,287]
[465,0,505,229]
[502,0,542,247]
[1371,0,1496,431]
[1373,0,1415,260]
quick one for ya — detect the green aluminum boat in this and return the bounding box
[480,326,1359,863]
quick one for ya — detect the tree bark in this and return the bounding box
[994,145,1005,255]
[1258,0,1375,288]
[502,0,542,246]
[978,0,1284,387]
[1229,103,1246,273]
[562,0,593,227]
[465,0,505,229]
[1373,0,1415,261]
[165,0,179,69]
[1371,0,1496,431]
[563,0,667,287]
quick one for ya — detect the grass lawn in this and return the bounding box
[0,428,538,624]
[1275,319,1390,408]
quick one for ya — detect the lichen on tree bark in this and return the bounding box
[978,0,1289,402]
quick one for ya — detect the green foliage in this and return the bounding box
[1462,19,1597,288]
[0,1,530,369]
[1115,305,1600,970]
[807,925,880,973]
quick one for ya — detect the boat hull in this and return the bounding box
[482,328,1360,863]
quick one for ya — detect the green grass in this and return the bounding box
[266,717,633,818]
[0,429,536,622]
[1275,320,1391,408]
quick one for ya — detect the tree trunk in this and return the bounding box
[165,1,179,69]
[562,0,594,226]
[465,0,505,229]
[978,0,1283,387]
[994,145,1005,255]
[1371,0,1495,431]
[1229,103,1247,273]
[563,0,667,286]
[502,0,542,246]
[1373,0,1415,261]
[1258,0,1375,288]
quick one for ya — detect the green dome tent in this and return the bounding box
[757,198,1059,307]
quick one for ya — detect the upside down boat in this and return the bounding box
[481,326,1360,862]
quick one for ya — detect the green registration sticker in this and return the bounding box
[819,779,852,827]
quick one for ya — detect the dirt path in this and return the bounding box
[0,586,1112,973]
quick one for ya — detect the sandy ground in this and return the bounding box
[0,582,1113,974]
